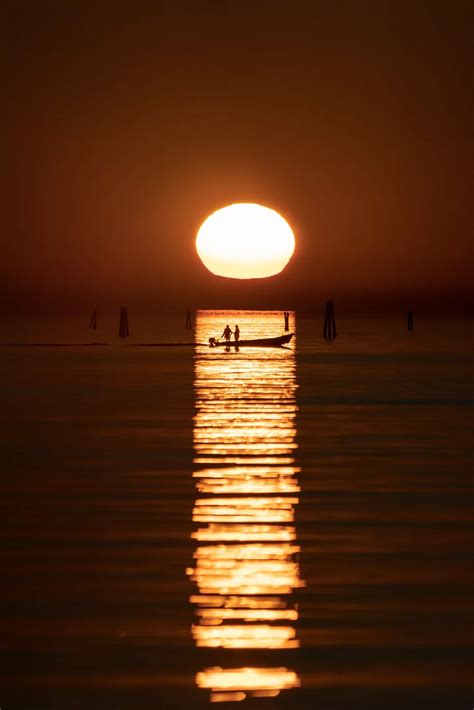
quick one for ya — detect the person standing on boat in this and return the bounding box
[234,325,240,343]
[221,324,232,343]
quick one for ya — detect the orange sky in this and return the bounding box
[2,1,473,314]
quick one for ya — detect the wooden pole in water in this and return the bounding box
[185,309,192,330]
[89,310,97,330]
[284,311,289,331]
[407,310,414,331]
[323,300,337,340]
[119,307,129,337]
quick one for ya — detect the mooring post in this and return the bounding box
[89,310,97,330]
[407,310,414,332]
[119,307,129,338]
[323,300,337,340]
[185,309,192,330]
[284,311,289,331]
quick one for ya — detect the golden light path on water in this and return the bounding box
[187,311,304,703]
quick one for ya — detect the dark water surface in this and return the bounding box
[1,313,472,709]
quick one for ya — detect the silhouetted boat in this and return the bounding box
[209,333,294,348]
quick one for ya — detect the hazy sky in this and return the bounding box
[2,1,473,313]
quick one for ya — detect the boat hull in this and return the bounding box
[211,333,294,348]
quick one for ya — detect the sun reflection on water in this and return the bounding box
[187,311,304,702]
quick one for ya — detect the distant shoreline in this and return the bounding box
[0,342,197,347]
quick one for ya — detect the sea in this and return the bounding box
[1,311,472,709]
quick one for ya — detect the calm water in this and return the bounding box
[0,311,472,709]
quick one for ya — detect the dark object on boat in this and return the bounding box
[209,333,293,348]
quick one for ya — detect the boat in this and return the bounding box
[209,333,294,348]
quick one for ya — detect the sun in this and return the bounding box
[196,203,295,279]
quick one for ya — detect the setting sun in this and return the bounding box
[196,203,295,279]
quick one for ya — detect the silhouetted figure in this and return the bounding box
[323,300,337,340]
[119,306,129,338]
[408,310,414,332]
[222,324,232,343]
[284,311,290,331]
[234,325,240,343]
[185,309,192,330]
[89,310,97,330]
